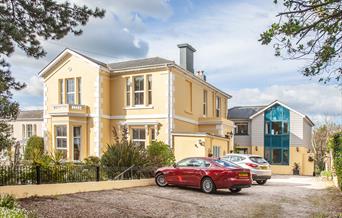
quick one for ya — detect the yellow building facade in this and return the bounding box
[39,44,234,162]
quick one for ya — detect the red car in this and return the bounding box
[155,157,252,193]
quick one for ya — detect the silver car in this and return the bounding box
[222,154,272,185]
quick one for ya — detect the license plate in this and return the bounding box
[239,172,249,177]
[260,166,268,170]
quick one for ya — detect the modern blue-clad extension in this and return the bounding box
[264,104,290,165]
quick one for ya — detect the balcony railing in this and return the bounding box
[50,104,88,115]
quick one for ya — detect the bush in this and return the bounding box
[101,142,149,168]
[0,194,16,209]
[84,156,101,166]
[24,136,44,163]
[147,141,175,167]
[328,131,342,190]
[320,170,333,180]
[0,207,30,218]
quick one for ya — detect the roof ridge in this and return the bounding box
[109,56,173,65]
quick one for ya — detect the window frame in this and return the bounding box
[133,76,144,106]
[203,90,208,116]
[59,79,64,104]
[66,78,75,104]
[147,75,152,105]
[26,124,33,138]
[73,126,81,161]
[235,122,249,135]
[132,128,146,147]
[76,77,81,105]
[215,96,221,117]
[126,77,131,106]
[55,125,67,159]
[213,146,221,158]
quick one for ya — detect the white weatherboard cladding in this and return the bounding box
[234,135,251,146]
[303,120,312,148]
[251,113,264,146]
[290,110,303,146]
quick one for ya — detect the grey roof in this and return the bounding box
[70,49,107,67]
[228,106,266,120]
[16,110,43,121]
[108,57,174,70]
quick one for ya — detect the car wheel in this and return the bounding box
[256,180,267,185]
[201,177,216,194]
[229,188,242,193]
[155,173,168,187]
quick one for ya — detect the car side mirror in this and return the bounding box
[173,163,177,168]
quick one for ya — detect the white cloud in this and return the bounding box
[15,76,43,97]
[229,83,342,124]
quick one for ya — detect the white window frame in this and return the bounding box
[213,146,221,158]
[126,77,131,106]
[26,124,33,138]
[59,79,64,104]
[134,76,144,106]
[66,78,75,104]
[216,96,221,117]
[132,128,146,147]
[77,77,81,105]
[73,126,81,161]
[147,75,152,105]
[55,125,67,158]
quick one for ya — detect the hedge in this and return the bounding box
[329,132,342,190]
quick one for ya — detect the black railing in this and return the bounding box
[0,165,156,186]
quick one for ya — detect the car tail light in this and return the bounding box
[245,163,258,168]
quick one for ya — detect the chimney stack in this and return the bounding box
[177,43,196,73]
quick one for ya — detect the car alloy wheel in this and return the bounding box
[155,173,168,187]
[229,188,242,193]
[256,180,267,185]
[201,177,216,193]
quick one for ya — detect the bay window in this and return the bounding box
[56,125,67,159]
[132,128,145,147]
[73,127,81,161]
[216,96,221,117]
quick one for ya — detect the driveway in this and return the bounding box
[20,175,342,218]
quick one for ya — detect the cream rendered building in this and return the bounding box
[39,44,234,161]
[228,100,315,176]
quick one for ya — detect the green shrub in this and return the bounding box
[24,136,44,163]
[101,142,149,168]
[84,156,101,166]
[147,141,175,167]
[320,170,333,179]
[0,207,30,218]
[328,131,342,190]
[0,194,17,209]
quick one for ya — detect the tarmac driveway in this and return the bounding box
[20,175,342,218]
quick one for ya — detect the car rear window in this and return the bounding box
[249,156,268,164]
[214,159,240,168]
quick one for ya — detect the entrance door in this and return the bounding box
[73,127,81,161]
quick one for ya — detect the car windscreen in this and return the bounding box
[214,159,240,168]
[249,156,268,164]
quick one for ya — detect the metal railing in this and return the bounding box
[0,164,156,186]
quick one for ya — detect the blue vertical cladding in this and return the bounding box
[264,104,290,165]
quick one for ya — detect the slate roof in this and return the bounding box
[228,106,266,120]
[16,110,43,121]
[108,57,174,70]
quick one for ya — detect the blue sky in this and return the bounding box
[9,0,342,124]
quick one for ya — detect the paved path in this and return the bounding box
[20,175,342,217]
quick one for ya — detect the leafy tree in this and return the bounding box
[259,0,342,84]
[0,0,105,151]
[24,136,44,162]
[147,141,175,167]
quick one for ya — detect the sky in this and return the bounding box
[8,0,342,125]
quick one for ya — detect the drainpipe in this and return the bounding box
[167,65,173,148]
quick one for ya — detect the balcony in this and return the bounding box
[198,117,235,137]
[50,104,88,116]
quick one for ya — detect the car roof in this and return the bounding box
[181,157,219,161]
[224,153,263,158]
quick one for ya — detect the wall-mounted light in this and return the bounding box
[225,131,233,139]
[296,147,299,152]
[255,146,258,151]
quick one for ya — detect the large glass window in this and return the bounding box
[213,146,221,158]
[264,104,290,165]
[132,128,145,147]
[134,76,144,105]
[73,127,81,161]
[56,125,67,159]
[235,122,248,135]
[147,75,152,105]
[66,79,75,104]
